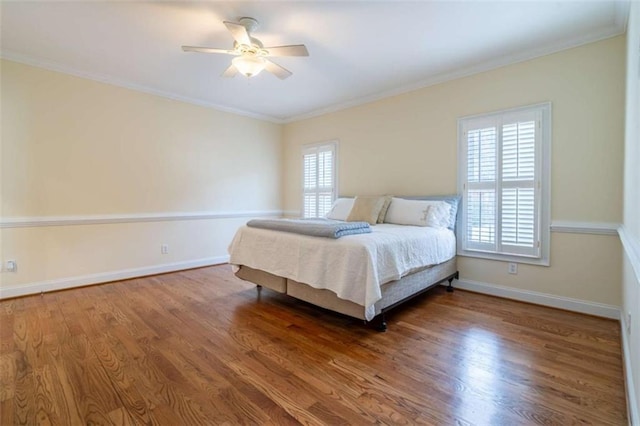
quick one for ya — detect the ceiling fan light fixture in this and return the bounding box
[232,55,266,78]
[182,17,307,79]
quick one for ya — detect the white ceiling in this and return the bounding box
[0,1,628,123]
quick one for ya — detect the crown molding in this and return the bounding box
[0,51,285,124]
[2,17,626,126]
[0,210,283,228]
[284,27,626,123]
[614,0,631,32]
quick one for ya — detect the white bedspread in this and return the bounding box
[228,224,456,320]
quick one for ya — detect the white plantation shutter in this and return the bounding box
[302,142,337,218]
[466,125,497,251]
[459,104,550,262]
[501,119,536,254]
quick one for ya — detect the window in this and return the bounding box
[302,141,337,218]
[458,103,551,265]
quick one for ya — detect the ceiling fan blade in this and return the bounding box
[263,45,309,57]
[224,21,251,46]
[221,65,238,78]
[264,60,292,80]
[182,46,233,54]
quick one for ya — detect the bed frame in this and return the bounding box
[235,257,458,331]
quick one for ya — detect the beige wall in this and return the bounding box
[622,1,640,421]
[0,59,282,291]
[0,36,629,309]
[283,36,625,307]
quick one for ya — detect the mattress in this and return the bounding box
[228,223,456,320]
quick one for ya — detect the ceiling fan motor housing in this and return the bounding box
[233,18,265,55]
[238,17,259,33]
[233,38,265,55]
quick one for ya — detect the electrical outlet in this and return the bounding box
[5,260,17,272]
[508,263,518,275]
[161,244,169,254]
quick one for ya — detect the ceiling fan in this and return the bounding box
[182,17,309,80]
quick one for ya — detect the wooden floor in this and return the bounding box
[0,265,627,425]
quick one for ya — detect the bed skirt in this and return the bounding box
[234,257,457,321]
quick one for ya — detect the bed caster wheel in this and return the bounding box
[374,315,387,332]
[446,277,454,292]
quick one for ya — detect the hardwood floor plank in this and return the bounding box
[0,264,627,424]
[1,397,14,425]
[33,366,60,426]
[12,370,36,425]
[92,335,157,425]
[191,344,301,425]
[107,407,136,426]
[0,313,15,354]
[153,337,255,424]
[0,352,17,403]
[56,336,121,425]
[130,338,220,425]
[44,346,85,425]
[225,358,326,425]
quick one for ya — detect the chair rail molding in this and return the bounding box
[0,210,283,228]
[550,220,620,235]
[618,225,640,284]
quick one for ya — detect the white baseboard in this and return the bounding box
[0,256,230,299]
[621,315,639,426]
[453,278,620,319]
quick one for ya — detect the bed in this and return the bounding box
[228,196,460,331]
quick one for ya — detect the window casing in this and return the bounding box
[302,141,337,218]
[458,103,551,265]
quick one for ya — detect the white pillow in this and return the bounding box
[426,201,452,228]
[384,198,451,228]
[325,198,355,221]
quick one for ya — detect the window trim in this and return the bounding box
[301,140,338,218]
[457,102,551,266]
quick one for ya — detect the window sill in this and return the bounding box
[456,249,550,266]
